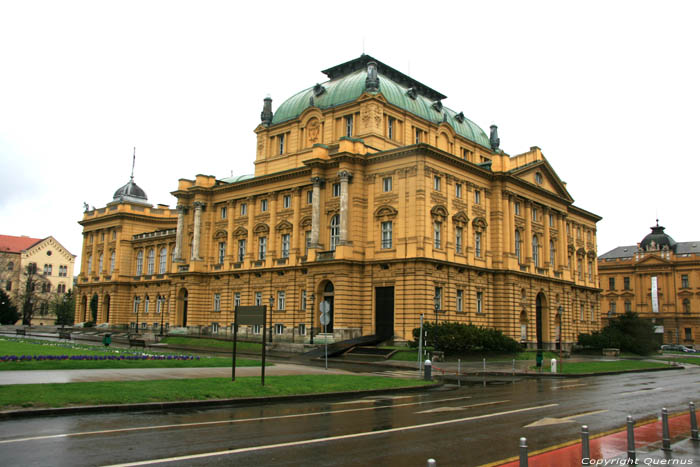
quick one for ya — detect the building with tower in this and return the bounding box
[74,55,601,349]
[599,223,700,348]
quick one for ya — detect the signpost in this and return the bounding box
[320,301,330,370]
[233,305,267,385]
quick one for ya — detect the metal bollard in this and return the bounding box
[662,407,671,451]
[627,415,636,462]
[519,437,528,467]
[690,402,699,441]
[483,358,486,374]
[426,459,437,467]
[551,358,557,373]
[581,425,590,461]
[424,360,432,381]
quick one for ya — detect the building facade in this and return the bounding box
[0,234,75,325]
[75,55,602,349]
[598,223,700,348]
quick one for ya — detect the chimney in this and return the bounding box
[260,96,273,126]
[489,124,500,152]
[365,61,379,92]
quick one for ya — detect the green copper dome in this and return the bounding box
[269,56,490,149]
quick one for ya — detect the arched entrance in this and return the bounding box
[519,310,528,343]
[177,288,188,327]
[319,281,334,333]
[81,295,87,323]
[535,292,549,350]
[103,294,111,323]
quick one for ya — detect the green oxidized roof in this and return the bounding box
[220,174,255,184]
[270,56,490,149]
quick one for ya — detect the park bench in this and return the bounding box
[15,329,26,336]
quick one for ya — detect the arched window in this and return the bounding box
[7,261,14,271]
[515,230,521,262]
[136,251,143,276]
[550,240,556,266]
[330,214,340,251]
[144,295,150,314]
[87,255,93,275]
[147,248,155,275]
[159,247,167,274]
[532,235,539,267]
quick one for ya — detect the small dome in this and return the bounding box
[640,223,676,252]
[113,178,148,203]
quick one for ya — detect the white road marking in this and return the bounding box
[0,395,474,445]
[416,400,508,414]
[555,384,587,389]
[620,387,663,396]
[104,403,559,466]
[524,409,608,427]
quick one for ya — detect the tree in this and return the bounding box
[577,311,656,355]
[17,263,50,325]
[0,289,19,325]
[53,290,75,326]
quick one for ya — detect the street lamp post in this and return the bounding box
[269,295,274,342]
[159,305,165,337]
[435,302,439,324]
[135,308,139,334]
[309,293,315,344]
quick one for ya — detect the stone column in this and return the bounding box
[503,193,512,262]
[226,200,235,261]
[191,201,204,261]
[524,201,532,265]
[543,207,551,268]
[310,177,323,248]
[338,170,351,244]
[174,205,186,261]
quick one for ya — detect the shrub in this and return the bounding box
[411,322,520,355]
[577,311,656,355]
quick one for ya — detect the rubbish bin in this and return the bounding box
[103,333,112,347]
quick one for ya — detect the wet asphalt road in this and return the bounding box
[0,366,698,467]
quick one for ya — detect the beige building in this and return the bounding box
[599,223,700,348]
[0,234,75,325]
[75,55,602,349]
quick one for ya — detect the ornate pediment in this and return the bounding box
[213,229,227,239]
[276,220,293,232]
[508,158,573,203]
[374,205,398,220]
[452,211,469,225]
[430,205,448,219]
[253,223,269,235]
[232,226,248,237]
[472,217,488,231]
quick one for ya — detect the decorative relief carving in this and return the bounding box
[361,102,382,131]
[374,205,398,220]
[307,118,320,144]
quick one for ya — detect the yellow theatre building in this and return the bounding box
[75,55,602,349]
[598,223,700,348]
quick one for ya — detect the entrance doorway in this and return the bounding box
[104,294,110,323]
[178,288,188,327]
[375,287,394,340]
[321,281,334,333]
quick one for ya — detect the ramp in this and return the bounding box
[303,334,384,358]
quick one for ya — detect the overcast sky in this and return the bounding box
[1,1,698,271]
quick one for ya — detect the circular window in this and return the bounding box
[46,250,52,256]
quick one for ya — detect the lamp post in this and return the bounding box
[159,300,165,337]
[269,295,274,342]
[435,302,439,324]
[309,293,315,344]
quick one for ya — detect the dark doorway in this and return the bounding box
[375,287,394,340]
[104,295,110,323]
[178,289,188,327]
[536,293,544,350]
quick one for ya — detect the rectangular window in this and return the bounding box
[682,274,689,288]
[283,195,291,209]
[345,115,353,137]
[258,237,267,260]
[260,199,268,212]
[609,277,616,290]
[549,214,554,227]
[240,203,248,216]
[277,291,285,310]
[588,261,592,281]
[381,221,392,249]
[214,293,221,312]
[475,232,482,258]
[333,183,341,197]
[433,176,441,191]
[580,303,585,321]
[278,134,285,155]
[298,323,306,336]
[133,296,141,314]
[577,258,583,280]
[218,242,226,265]
[434,222,442,249]
[474,190,481,205]
[415,127,421,144]
[515,202,521,216]
[624,301,631,313]
[476,291,483,314]
[281,234,290,258]
[212,322,219,334]
[275,323,284,335]
[521,324,527,341]
[382,177,392,192]
[238,239,246,262]
[434,287,442,310]
[221,206,227,219]
[685,328,692,340]
[307,190,313,204]
[455,183,462,199]
[301,290,307,310]
[255,292,262,306]
[624,277,630,290]
[456,289,463,313]
[387,116,394,139]
[305,230,311,254]
[590,304,595,322]
[252,324,261,334]
[234,292,241,308]
[456,227,463,254]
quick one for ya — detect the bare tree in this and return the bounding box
[16,263,51,325]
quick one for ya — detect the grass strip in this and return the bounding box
[161,336,262,352]
[0,375,432,409]
[663,357,700,366]
[536,360,670,374]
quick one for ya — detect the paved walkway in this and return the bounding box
[0,363,355,385]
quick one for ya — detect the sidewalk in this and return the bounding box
[494,413,700,466]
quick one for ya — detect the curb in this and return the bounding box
[0,382,442,420]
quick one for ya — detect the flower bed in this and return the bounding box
[1,354,200,362]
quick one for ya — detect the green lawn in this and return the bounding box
[161,336,262,352]
[0,375,433,409]
[0,337,260,370]
[537,360,671,374]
